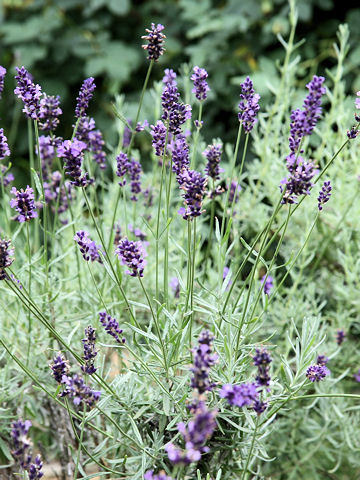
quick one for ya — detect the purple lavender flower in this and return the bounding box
[0,128,10,160]
[238,77,260,133]
[220,383,259,407]
[99,311,126,344]
[0,238,14,280]
[135,120,149,132]
[37,135,62,179]
[76,117,106,169]
[60,374,101,407]
[116,152,130,186]
[281,156,317,204]
[44,170,72,219]
[228,180,241,205]
[223,266,232,290]
[170,277,180,298]
[115,237,147,277]
[179,169,207,220]
[0,65,6,98]
[316,354,329,366]
[10,186,38,222]
[203,144,222,180]
[28,455,43,480]
[191,66,210,101]
[11,419,32,468]
[14,66,42,120]
[75,77,96,118]
[336,329,345,345]
[1,166,14,187]
[166,401,217,465]
[253,400,268,415]
[347,127,358,139]
[57,138,91,187]
[145,470,173,480]
[354,369,360,382]
[49,353,70,384]
[253,348,272,388]
[171,134,190,182]
[261,275,273,295]
[114,224,122,246]
[162,84,191,135]
[74,230,102,263]
[142,23,166,62]
[39,94,62,131]
[128,224,147,241]
[190,330,218,394]
[129,159,142,201]
[81,326,97,375]
[306,364,330,382]
[151,120,167,157]
[318,180,332,210]
[163,68,177,86]
[123,121,132,148]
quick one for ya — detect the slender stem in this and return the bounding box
[189,218,197,346]
[227,129,247,226]
[28,119,39,250]
[73,403,87,480]
[184,220,192,315]
[87,263,107,311]
[190,102,203,169]
[241,416,259,480]
[164,144,174,308]
[26,222,32,366]
[204,179,216,268]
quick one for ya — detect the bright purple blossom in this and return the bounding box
[10,186,38,222]
[253,348,272,388]
[28,455,43,480]
[261,275,273,295]
[336,329,345,345]
[190,330,218,394]
[135,119,149,132]
[347,127,358,139]
[142,23,166,62]
[60,374,101,407]
[0,128,10,160]
[179,169,207,220]
[57,138,92,187]
[14,66,42,120]
[253,400,268,415]
[318,180,332,210]
[238,77,260,133]
[203,144,222,180]
[171,134,190,182]
[163,68,177,86]
[74,230,102,263]
[316,354,329,366]
[306,364,330,382]
[191,66,210,101]
[220,383,259,407]
[39,94,62,131]
[99,311,126,344]
[129,159,142,201]
[116,152,130,186]
[151,120,167,157]
[170,277,180,298]
[0,238,14,280]
[115,237,147,277]
[49,352,70,384]
[75,77,96,118]
[0,65,6,98]
[81,326,97,375]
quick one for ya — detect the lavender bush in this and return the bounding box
[0,4,360,479]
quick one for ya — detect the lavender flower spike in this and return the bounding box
[220,383,259,407]
[150,120,167,157]
[261,275,273,295]
[306,364,330,382]
[179,169,207,220]
[10,186,38,222]
[0,128,10,160]
[0,238,15,280]
[336,329,345,345]
[75,77,96,118]
[253,347,272,388]
[190,330,218,394]
[116,152,130,186]
[28,455,44,480]
[238,76,260,133]
[60,373,101,407]
[81,326,97,375]
[318,180,332,210]
[74,230,102,263]
[39,95,62,131]
[49,353,70,384]
[57,138,91,187]
[191,66,210,101]
[115,237,147,277]
[142,23,166,62]
[14,66,42,120]
[203,143,222,180]
[163,68,177,87]
[0,65,6,98]
[99,311,126,344]
[11,419,32,469]
[129,158,142,201]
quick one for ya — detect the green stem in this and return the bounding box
[241,416,259,480]
[73,403,87,480]
[204,179,216,267]
[190,102,203,169]
[26,222,32,366]
[189,218,197,346]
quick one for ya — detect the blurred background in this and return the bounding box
[0,0,359,158]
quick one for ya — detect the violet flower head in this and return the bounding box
[76,117,106,169]
[14,66,42,120]
[179,169,207,220]
[170,277,180,298]
[28,455,43,480]
[171,133,190,182]
[128,224,147,241]
[116,152,130,186]
[163,68,177,87]
[142,23,166,62]
[0,65,6,98]
[115,237,147,277]
[57,138,91,187]
[161,84,191,134]
[0,128,10,160]
[316,354,329,366]
[150,120,167,157]
[228,180,241,205]
[220,383,259,407]
[81,326,97,375]
[318,180,332,210]
[11,419,32,468]
[253,400,268,415]
[60,374,101,407]
[145,470,173,480]
[74,230,102,263]
[75,77,96,118]
[1,167,14,188]
[281,156,317,204]
[190,330,218,394]
[306,364,330,382]
[10,186,38,222]
[191,66,210,101]
[0,238,15,280]
[99,311,126,344]
[347,127,358,139]
[203,143,222,180]
[238,76,260,133]
[39,95,62,131]
[49,353,70,384]
[336,329,345,345]
[354,369,360,382]
[129,158,142,201]
[261,275,273,295]
[253,347,272,388]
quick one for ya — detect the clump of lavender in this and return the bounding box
[191,66,210,101]
[306,364,330,382]
[57,138,92,187]
[81,326,97,375]
[14,66,42,120]
[11,419,44,479]
[49,353,70,384]
[10,186,38,222]
[261,275,273,295]
[318,180,332,210]
[190,330,218,394]
[179,169,207,220]
[238,76,260,133]
[0,65,6,98]
[253,348,272,389]
[0,238,15,280]
[281,157,317,204]
[74,230,102,263]
[39,94,62,131]
[76,117,106,169]
[60,374,101,407]
[170,277,180,298]
[142,23,166,62]
[99,311,126,344]
[336,329,345,345]
[0,128,10,160]
[75,77,96,118]
[115,237,147,277]
[129,159,142,201]
[203,143,222,180]
[116,152,130,186]
[165,401,217,465]
[220,382,259,407]
[150,120,167,157]
[145,470,173,480]
[163,68,177,86]
[171,134,189,182]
